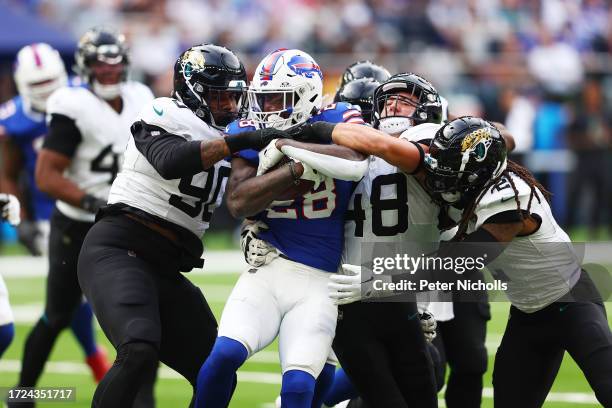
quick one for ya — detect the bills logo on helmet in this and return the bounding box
[259,48,287,80]
[287,55,322,80]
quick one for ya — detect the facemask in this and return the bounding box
[378,117,412,135]
[93,81,122,100]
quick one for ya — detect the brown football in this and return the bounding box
[266,158,315,201]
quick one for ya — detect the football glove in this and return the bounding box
[294,160,326,190]
[240,221,277,267]
[0,193,20,226]
[17,220,43,256]
[328,264,393,305]
[257,139,285,176]
[419,311,437,343]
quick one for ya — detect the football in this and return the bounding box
[266,157,314,201]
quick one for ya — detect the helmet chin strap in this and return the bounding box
[378,117,412,135]
[93,81,122,100]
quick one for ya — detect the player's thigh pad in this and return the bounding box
[0,275,14,325]
[218,263,282,356]
[278,262,338,377]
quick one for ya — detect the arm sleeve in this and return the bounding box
[42,114,82,157]
[280,144,369,181]
[131,120,203,180]
[391,227,507,286]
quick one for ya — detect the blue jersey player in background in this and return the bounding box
[0,43,110,381]
[195,49,368,408]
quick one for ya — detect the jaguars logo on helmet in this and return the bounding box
[424,116,507,205]
[173,44,247,128]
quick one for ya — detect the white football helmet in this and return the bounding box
[248,48,323,130]
[14,43,68,112]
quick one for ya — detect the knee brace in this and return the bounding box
[115,341,159,377]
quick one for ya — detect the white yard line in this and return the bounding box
[0,360,600,404]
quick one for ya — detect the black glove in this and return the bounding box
[225,127,289,153]
[80,194,107,214]
[17,220,42,256]
[285,121,336,144]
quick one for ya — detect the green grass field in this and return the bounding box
[0,270,609,408]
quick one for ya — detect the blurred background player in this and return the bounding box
[9,28,154,408]
[0,42,111,384]
[196,48,369,408]
[0,194,20,359]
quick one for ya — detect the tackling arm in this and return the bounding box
[275,139,368,181]
[226,157,306,218]
[291,122,424,174]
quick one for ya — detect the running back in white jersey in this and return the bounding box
[447,172,581,313]
[46,82,154,222]
[108,97,231,238]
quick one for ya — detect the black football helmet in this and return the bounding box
[75,27,129,85]
[334,78,380,123]
[173,44,247,128]
[340,60,391,88]
[372,72,443,133]
[424,116,507,205]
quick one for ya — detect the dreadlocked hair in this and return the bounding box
[451,160,551,241]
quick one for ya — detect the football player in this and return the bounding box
[0,43,64,255]
[6,41,142,399]
[195,48,369,408]
[337,74,486,408]
[337,60,391,90]
[329,73,443,408]
[0,194,19,358]
[250,72,445,408]
[76,43,289,407]
[331,117,612,407]
[421,117,612,408]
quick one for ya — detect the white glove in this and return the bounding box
[0,194,21,226]
[240,221,276,267]
[328,264,393,305]
[296,160,327,190]
[419,311,437,343]
[257,139,285,176]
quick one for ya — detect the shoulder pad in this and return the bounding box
[399,123,442,143]
[225,119,258,135]
[474,173,534,229]
[46,87,89,120]
[310,102,364,124]
[139,97,197,135]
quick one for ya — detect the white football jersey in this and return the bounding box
[108,97,231,238]
[342,124,455,320]
[342,156,441,265]
[46,82,154,222]
[447,172,581,313]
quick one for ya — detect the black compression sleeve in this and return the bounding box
[407,141,425,175]
[131,121,203,180]
[43,114,82,157]
[391,227,507,286]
